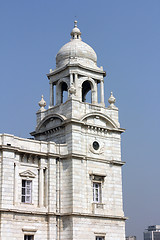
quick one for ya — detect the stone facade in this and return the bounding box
[0,21,126,239]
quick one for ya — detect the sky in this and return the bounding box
[0,0,160,239]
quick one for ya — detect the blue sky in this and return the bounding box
[0,1,160,239]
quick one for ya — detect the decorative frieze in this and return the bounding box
[20,153,40,165]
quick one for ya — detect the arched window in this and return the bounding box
[61,82,68,103]
[82,80,92,103]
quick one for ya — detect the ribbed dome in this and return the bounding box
[56,21,97,68]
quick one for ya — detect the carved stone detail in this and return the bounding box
[19,170,36,178]
[89,142,104,155]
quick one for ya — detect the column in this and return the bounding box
[14,162,18,205]
[70,73,73,85]
[75,73,78,85]
[48,157,56,212]
[49,82,54,107]
[92,83,98,104]
[56,83,61,105]
[44,168,48,207]
[39,167,44,207]
[100,80,105,106]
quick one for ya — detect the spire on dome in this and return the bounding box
[74,20,77,27]
[56,20,97,68]
[70,20,81,40]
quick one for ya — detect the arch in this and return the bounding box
[80,77,97,104]
[61,82,68,103]
[81,112,118,129]
[36,113,66,132]
[56,79,69,105]
[82,80,92,102]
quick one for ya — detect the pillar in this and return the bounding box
[49,82,54,107]
[100,80,105,106]
[92,83,98,104]
[56,83,61,105]
[70,73,73,85]
[14,162,18,205]
[39,166,44,207]
[44,167,48,207]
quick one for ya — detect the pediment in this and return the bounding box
[81,113,118,129]
[85,116,107,127]
[19,170,36,178]
[36,114,66,132]
[41,118,61,131]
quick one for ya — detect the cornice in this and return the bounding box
[47,62,106,78]
[60,153,125,166]
[0,145,58,158]
[0,208,127,221]
[0,146,125,166]
[62,118,125,134]
[59,212,127,221]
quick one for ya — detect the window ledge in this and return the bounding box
[92,203,105,209]
[20,202,34,205]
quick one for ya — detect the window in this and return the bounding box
[22,180,32,203]
[93,141,100,150]
[96,237,105,240]
[93,182,101,203]
[24,235,34,240]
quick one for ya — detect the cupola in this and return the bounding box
[56,21,97,68]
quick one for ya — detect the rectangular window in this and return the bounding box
[93,182,101,203]
[22,180,32,203]
[24,235,34,240]
[96,237,105,240]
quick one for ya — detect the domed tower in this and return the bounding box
[31,21,126,240]
[31,21,109,144]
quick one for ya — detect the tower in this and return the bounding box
[0,21,126,240]
[31,21,126,239]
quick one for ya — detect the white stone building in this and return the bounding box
[0,21,126,240]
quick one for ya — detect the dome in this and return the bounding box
[56,21,97,68]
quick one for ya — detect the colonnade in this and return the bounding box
[49,74,105,107]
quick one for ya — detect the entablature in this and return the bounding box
[47,62,106,83]
[0,134,68,157]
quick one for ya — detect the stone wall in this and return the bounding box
[0,134,125,239]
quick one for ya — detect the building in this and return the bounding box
[144,225,160,240]
[0,21,126,239]
[126,236,136,240]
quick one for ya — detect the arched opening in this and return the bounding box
[53,84,56,105]
[82,80,92,103]
[61,82,68,103]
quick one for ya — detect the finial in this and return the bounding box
[108,92,117,109]
[70,20,81,40]
[74,20,77,28]
[38,95,46,111]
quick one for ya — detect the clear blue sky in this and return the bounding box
[0,1,160,239]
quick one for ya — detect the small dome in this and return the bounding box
[70,21,81,36]
[56,21,97,68]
